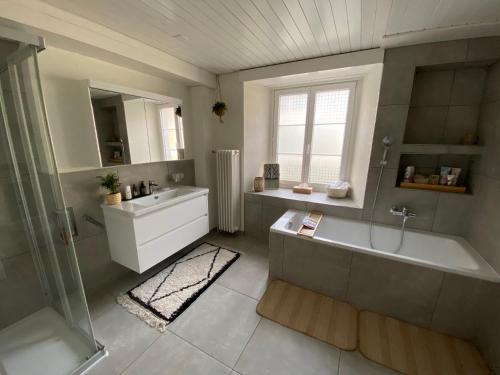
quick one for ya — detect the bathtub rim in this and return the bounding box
[270,209,500,283]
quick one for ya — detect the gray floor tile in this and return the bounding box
[87,304,160,375]
[122,331,231,375]
[339,351,399,375]
[86,289,116,321]
[235,318,341,375]
[215,247,269,300]
[207,232,260,253]
[168,283,261,368]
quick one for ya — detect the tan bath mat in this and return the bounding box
[256,280,357,350]
[359,310,490,375]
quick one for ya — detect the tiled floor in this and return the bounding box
[85,232,397,375]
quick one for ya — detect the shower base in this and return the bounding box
[0,307,104,375]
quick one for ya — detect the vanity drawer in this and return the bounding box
[134,194,208,245]
[137,215,209,273]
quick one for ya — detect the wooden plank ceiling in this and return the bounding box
[42,0,500,73]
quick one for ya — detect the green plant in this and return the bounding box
[97,173,120,194]
[212,101,227,123]
[175,105,182,117]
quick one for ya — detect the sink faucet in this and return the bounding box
[390,206,416,220]
[149,180,160,195]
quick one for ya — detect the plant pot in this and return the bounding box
[105,192,122,205]
[214,109,226,123]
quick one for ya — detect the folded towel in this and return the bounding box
[302,217,318,230]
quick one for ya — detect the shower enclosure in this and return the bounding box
[0,38,105,374]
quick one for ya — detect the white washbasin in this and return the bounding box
[101,186,209,217]
[132,188,195,207]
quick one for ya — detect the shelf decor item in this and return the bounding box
[326,181,350,198]
[254,176,264,192]
[264,163,279,189]
[212,75,227,123]
[293,184,313,194]
[175,105,182,117]
[97,172,122,205]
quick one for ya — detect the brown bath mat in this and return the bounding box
[256,280,357,350]
[359,311,490,375]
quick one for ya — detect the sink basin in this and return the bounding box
[101,185,209,218]
[132,188,195,207]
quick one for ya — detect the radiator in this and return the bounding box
[216,150,240,233]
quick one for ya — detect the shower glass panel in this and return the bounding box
[0,43,104,375]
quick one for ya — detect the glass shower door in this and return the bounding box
[0,44,103,374]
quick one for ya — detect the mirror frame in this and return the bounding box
[84,80,183,168]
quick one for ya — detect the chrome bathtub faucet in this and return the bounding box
[390,206,417,220]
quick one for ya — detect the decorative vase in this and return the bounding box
[264,163,280,190]
[105,192,122,205]
[254,177,264,192]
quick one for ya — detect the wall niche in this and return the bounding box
[397,61,497,194]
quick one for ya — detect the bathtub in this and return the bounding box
[270,209,500,283]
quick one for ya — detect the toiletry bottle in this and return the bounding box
[139,181,146,196]
[132,184,139,198]
[124,185,132,200]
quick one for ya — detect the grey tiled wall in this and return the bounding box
[466,59,500,374]
[269,231,483,340]
[0,145,46,328]
[59,159,196,293]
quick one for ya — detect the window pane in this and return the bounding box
[308,88,351,185]
[311,124,345,155]
[314,89,349,124]
[279,93,308,125]
[278,125,305,154]
[309,155,341,184]
[277,154,303,182]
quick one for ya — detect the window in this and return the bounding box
[273,82,356,189]
[159,106,184,160]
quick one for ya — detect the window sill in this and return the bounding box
[246,188,362,209]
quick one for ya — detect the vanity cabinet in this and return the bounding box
[102,188,209,273]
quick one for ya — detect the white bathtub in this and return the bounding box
[270,210,500,282]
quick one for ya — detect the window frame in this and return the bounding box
[272,81,357,190]
[158,104,184,161]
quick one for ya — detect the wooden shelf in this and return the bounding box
[399,182,467,194]
[400,144,484,155]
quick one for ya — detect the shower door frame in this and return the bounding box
[0,40,107,374]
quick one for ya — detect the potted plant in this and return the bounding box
[212,75,227,123]
[97,172,122,205]
[212,101,227,123]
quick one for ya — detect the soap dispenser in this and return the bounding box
[139,181,146,196]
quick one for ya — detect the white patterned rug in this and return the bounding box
[117,242,239,332]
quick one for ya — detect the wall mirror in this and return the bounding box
[87,81,184,167]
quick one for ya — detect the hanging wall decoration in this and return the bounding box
[212,75,227,123]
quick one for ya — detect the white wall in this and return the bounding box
[188,73,246,230]
[243,83,272,192]
[349,64,383,204]
[38,47,192,172]
[213,73,245,229]
[188,85,217,229]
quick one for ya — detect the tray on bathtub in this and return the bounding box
[297,211,323,237]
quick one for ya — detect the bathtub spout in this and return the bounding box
[390,206,416,219]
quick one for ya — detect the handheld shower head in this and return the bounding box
[380,136,391,165]
[382,136,392,147]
